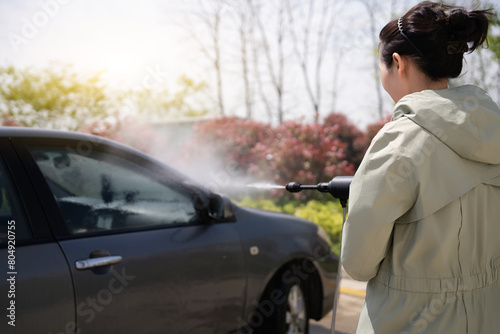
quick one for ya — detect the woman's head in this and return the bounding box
[379,1,494,81]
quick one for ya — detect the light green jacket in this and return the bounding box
[341,85,500,333]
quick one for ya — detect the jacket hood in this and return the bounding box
[393,85,500,164]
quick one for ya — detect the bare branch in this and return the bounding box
[176,0,227,116]
[361,0,384,119]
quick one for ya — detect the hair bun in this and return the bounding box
[445,7,491,54]
[447,8,469,31]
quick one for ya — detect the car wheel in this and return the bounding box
[259,274,309,334]
[284,283,309,334]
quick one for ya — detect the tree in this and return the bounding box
[0,64,113,130]
[487,12,500,102]
[249,0,289,124]
[129,75,210,119]
[360,0,385,119]
[489,17,500,62]
[323,113,367,168]
[230,0,255,119]
[286,0,345,123]
[179,0,227,116]
[247,0,274,122]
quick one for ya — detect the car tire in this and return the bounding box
[259,274,310,334]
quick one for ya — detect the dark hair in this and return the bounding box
[379,1,495,80]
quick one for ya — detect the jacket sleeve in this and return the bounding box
[341,121,417,281]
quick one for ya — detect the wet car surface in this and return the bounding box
[0,128,338,334]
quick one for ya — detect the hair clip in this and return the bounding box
[397,17,404,33]
[397,17,425,58]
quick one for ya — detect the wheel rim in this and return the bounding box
[285,284,307,334]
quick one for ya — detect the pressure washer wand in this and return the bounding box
[285,175,352,334]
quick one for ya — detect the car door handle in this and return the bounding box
[75,256,123,270]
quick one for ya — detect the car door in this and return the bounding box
[0,138,74,334]
[14,137,247,334]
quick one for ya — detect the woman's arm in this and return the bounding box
[341,120,417,281]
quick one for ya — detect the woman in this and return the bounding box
[341,1,500,333]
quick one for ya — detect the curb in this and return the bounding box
[339,286,366,297]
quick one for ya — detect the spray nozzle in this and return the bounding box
[285,176,353,207]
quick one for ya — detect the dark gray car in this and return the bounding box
[0,128,337,334]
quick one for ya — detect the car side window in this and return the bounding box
[0,156,31,245]
[28,146,200,235]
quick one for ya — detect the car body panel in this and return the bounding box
[0,244,75,333]
[59,224,246,333]
[233,206,338,321]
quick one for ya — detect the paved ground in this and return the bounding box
[310,269,366,334]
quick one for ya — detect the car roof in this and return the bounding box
[0,126,143,155]
[1,126,104,141]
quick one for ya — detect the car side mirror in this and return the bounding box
[208,194,236,222]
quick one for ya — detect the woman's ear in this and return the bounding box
[392,53,402,71]
[392,53,408,77]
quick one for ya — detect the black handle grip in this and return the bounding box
[285,176,353,207]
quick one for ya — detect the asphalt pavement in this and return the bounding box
[310,268,366,334]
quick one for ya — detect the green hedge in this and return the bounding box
[237,197,346,254]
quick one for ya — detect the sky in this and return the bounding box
[1,0,499,128]
[0,0,187,90]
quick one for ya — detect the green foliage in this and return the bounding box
[0,63,113,130]
[237,197,345,254]
[237,197,284,212]
[0,64,212,131]
[130,75,210,118]
[294,200,344,245]
[488,15,500,63]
